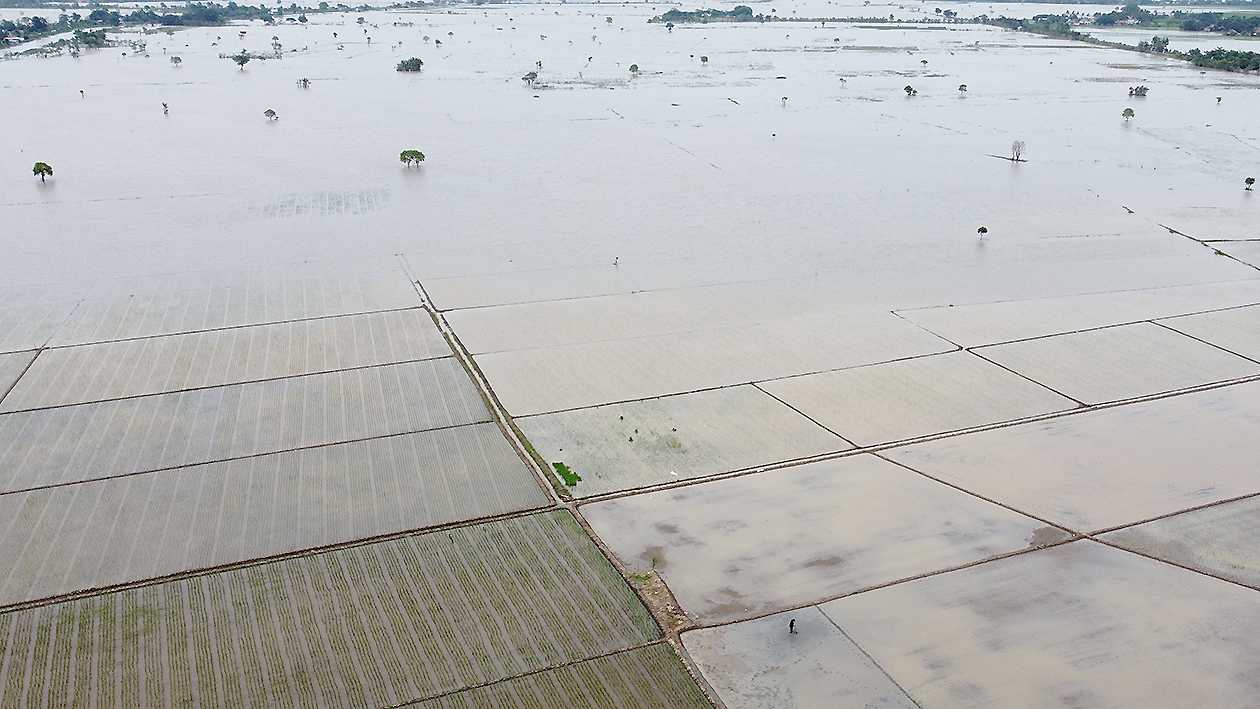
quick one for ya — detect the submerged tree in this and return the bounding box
[32,161,53,182]
[977,226,988,238]
[521,70,538,87]
[396,57,424,72]
[263,108,278,120]
[1011,140,1025,161]
[400,149,426,166]
[231,50,250,70]
[1247,177,1256,191]
[1122,107,1136,120]
[903,85,918,96]
[629,63,640,74]
[170,55,182,66]
[958,83,967,93]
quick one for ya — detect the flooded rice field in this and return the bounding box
[2,0,1260,706]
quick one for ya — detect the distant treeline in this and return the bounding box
[651,6,762,23]
[987,8,1260,73]
[650,6,966,24]
[1184,46,1260,70]
[961,0,1255,3]
[1095,4,1260,33]
[0,1,374,45]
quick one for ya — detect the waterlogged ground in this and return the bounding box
[2,2,1260,707]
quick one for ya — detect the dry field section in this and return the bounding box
[685,542,1260,708]
[0,511,661,707]
[0,358,489,493]
[0,308,451,412]
[0,352,35,400]
[0,300,79,354]
[0,423,550,607]
[49,269,421,348]
[409,644,709,709]
[0,263,418,356]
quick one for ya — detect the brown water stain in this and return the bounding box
[1028,525,1073,548]
[640,545,668,569]
[802,553,849,569]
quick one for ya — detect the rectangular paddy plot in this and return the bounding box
[974,322,1260,404]
[0,300,78,354]
[48,269,420,347]
[821,541,1260,708]
[897,279,1260,348]
[408,644,710,709]
[583,455,1046,623]
[518,386,849,497]
[1219,241,1260,268]
[0,423,548,607]
[475,311,953,416]
[0,511,659,707]
[0,351,35,401]
[1,308,450,412]
[0,358,489,493]
[1159,304,1260,361]
[1101,496,1260,591]
[760,351,1076,446]
[884,380,1260,532]
[683,608,916,709]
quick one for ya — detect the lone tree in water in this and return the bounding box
[521,70,538,87]
[232,50,250,70]
[170,55,182,67]
[399,149,426,166]
[1247,177,1256,191]
[1011,140,1025,161]
[32,162,53,182]
[263,108,278,121]
[1122,107,1135,120]
[977,226,988,238]
[396,57,424,72]
[903,85,918,96]
[629,63,640,74]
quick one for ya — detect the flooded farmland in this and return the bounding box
[2,0,1260,706]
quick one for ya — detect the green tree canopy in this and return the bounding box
[32,162,53,182]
